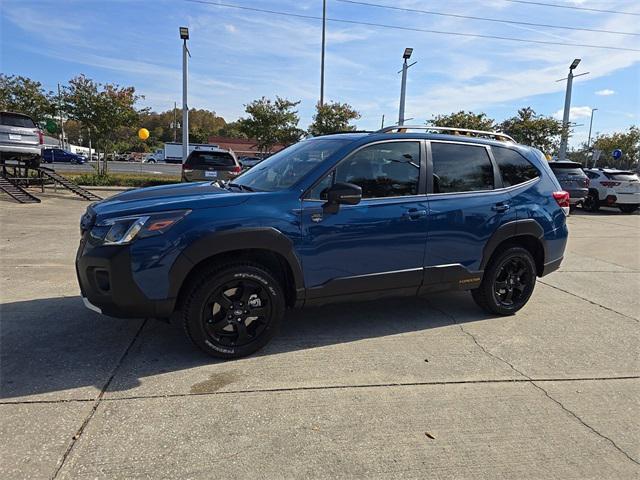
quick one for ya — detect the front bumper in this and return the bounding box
[76,238,176,318]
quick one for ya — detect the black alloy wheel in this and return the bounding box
[183,263,285,359]
[472,246,536,315]
[203,279,271,348]
[493,256,534,309]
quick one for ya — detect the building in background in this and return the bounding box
[207,136,285,158]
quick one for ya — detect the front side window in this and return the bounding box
[307,142,421,200]
[431,143,494,193]
[493,147,539,187]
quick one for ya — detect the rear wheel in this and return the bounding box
[182,263,285,359]
[619,204,639,214]
[472,246,537,315]
[583,191,600,212]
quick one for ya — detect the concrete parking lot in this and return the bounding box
[1,190,638,479]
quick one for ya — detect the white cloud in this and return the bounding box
[224,24,237,33]
[595,89,615,96]
[553,106,592,121]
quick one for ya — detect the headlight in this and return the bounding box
[90,210,190,245]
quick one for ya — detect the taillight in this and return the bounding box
[230,165,242,175]
[553,191,570,216]
[181,164,193,173]
[584,178,590,187]
[601,181,621,188]
[38,130,44,145]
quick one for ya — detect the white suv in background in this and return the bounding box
[584,168,640,213]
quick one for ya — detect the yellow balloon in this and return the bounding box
[138,128,150,140]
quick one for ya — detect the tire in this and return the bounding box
[583,191,600,212]
[619,204,639,214]
[472,246,537,315]
[182,263,285,359]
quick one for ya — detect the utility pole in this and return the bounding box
[586,107,598,151]
[381,114,385,129]
[173,101,178,142]
[57,83,66,150]
[180,27,190,163]
[320,0,326,107]
[398,48,415,126]
[557,59,588,161]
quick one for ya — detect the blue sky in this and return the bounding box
[1,0,639,146]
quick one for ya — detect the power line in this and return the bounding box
[186,0,640,52]
[337,0,639,37]
[501,0,640,16]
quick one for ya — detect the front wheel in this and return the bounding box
[619,204,639,214]
[472,246,537,315]
[182,263,285,359]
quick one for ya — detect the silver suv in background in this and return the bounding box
[0,112,43,166]
[549,161,589,209]
[181,148,242,182]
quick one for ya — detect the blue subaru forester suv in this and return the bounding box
[77,126,569,358]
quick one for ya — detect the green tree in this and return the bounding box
[500,107,562,155]
[427,110,496,131]
[308,101,360,136]
[63,75,144,174]
[0,74,55,123]
[589,126,640,169]
[217,120,247,139]
[238,97,303,153]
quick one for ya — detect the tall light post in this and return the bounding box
[398,48,415,126]
[557,58,588,161]
[180,27,190,163]
[320,0,326,107]
[586,107,598,151]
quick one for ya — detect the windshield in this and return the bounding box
[234,138,351,191]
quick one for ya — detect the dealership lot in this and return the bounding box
[1,191,638,479]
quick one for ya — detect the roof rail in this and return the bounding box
[377,125,515,143]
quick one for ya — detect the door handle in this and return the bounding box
[492,203,510,213]
[402,209,428,220]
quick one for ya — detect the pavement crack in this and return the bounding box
[426,300,640,466]
[530,379,640,466]
[50,318,148,480]
[538,280,639,323]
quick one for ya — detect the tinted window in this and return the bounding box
[585,171,600,179]
[334,142,420,198]
[237,138,350,192]
[492,147,539,187]
[609,172,639,182]
[550,166,585,177]
[431,143,494,193]
[0,113,36,128]
[187,151,235,167]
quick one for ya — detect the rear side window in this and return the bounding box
[431,143,494,193]
[1,113,36,128]
[187,151,235,167]
[492,147,539,187]
[608,172,639,182]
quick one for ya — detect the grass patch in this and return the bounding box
[63,173,181,188]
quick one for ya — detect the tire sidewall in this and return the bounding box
[486,247,536,315]
[185,265,285,359]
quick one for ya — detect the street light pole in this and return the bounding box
[586,107,598,151]
[180,27,190,163]
[558,58,588,161]
[398,48,415,126]
[320,0,326,107]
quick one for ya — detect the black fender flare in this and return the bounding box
[177,226,305,297]
[480,219,546,271]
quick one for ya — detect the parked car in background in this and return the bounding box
[77,126,569,359]
[42,148,86,164]
[181,148,242,182]
[0,111,43,166]
[238,156,263,169]
[549,161,589,209]
[584,168,640,213]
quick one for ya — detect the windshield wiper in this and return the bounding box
[227,182,256,192]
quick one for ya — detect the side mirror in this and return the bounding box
[323,182,362,214]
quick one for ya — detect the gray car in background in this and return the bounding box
[0,112,43,166]
[181,148,242,183]
[549,161,589,208]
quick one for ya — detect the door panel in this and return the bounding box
[300,197,429,294]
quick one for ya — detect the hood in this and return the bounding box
[92,181,250,217]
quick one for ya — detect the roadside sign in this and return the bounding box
[612,149,622,160]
